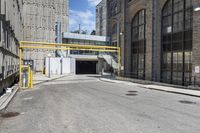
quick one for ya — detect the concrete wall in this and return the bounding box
[22,0,69,72]
[45,57,75,75]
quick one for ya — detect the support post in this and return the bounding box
[30,70,33,89]
[118,47,121,77]
[19,43,22,89]
[48,57,51,78]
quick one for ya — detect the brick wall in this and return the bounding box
[192,0,200,81]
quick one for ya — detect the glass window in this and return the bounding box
[161,0,193,85]
[131,9,146,79]
[112,23,117,35]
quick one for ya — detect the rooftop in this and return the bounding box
[63,32,110,42]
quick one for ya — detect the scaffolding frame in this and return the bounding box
[19,41,121,89]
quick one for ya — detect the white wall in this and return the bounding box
[45,57,75,75]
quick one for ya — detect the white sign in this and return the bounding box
[195,66,200,74]
[121,66,124,71]
[167,26,172,33]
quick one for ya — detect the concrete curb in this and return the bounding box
[34,75,71,86]
[0,84,19,111]
[116,76,200,91]
[100,78,200,98]
[141,86,200,98]
[99,78,119,83]
[99,78,131,84]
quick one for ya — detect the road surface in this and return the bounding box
[0,75,200,133]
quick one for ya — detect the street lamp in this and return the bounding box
[60,56,63,75]
[194,3,200,12]
[120,32,124,36]
[47,53,51,78]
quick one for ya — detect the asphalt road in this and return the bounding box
[0,75,200,133]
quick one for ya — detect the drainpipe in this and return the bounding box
[152,0,158,81]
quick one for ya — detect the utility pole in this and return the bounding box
[79,24,81,34]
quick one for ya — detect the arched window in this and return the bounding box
[161,0,192,85]
[131,9,146,79]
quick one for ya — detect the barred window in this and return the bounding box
[161,0,193,85]
[131,9,146,79]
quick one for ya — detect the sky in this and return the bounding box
[69,0,101,34]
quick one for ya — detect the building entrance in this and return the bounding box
[76,61,98,74]
[19,41,120,89]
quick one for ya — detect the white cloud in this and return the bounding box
[69,9,95,33]
[88,0,101,6]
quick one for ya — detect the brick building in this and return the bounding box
[0,0,24,93]
[105,0,200,86]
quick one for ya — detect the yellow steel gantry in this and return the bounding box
[19,41,121,89]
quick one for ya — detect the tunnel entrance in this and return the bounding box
[76,61,98,74]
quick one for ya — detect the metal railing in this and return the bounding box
[114,70,200,87]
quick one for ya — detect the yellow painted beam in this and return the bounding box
[20,46,118,52]
[117,47,121,76]
[20,41,118,49]
[19,41,121,89]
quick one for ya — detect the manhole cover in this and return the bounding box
[126,93,138,96]
[179,100,197,105]
[0,112,20,118]
[128,91,138,93]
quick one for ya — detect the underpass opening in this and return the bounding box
[19,41,120,89]
[76,60,98,74]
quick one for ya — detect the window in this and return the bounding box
[161,0,193,85]
[0,52,2,80]
[112,23,117,35]
[131,9,146,79]
[0,21,1,42]
[109,0,121,17]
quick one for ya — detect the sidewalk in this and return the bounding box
[100,78,200,97]
[0,84,18,111]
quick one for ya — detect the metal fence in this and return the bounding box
[114,70,200,87]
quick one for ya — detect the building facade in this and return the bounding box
[106,0,200,86]
[0,0,69,92]
[106,0,125,74]
[22,0,69,72]
[62,32,112,74]
[96,0,108,36]
[0,0,24,93]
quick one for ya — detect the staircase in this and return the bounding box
[98,53,118,69]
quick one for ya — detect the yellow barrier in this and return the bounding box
[29,70,33,89]
[20,65,32,90]
[19,41,121,89]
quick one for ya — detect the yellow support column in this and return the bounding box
[29,69,33,89]
[117,47,121,77]
[31,70,33,88]
[19,45,22,89]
